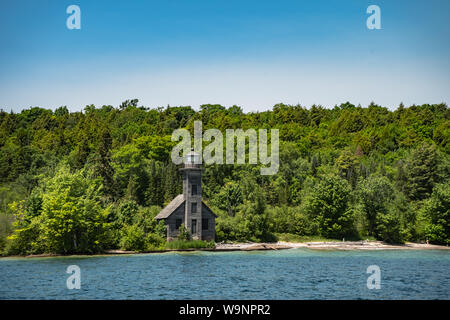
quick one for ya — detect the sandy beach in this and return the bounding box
[215,241,450,251]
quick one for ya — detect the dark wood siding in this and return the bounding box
[165,203,185,240]
[201,203,216,241]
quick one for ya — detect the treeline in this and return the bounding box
[0,101,449,255]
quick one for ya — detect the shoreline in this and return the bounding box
[275,240,450,251]
[1,240,449,259]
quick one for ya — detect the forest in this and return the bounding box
[0,100,448,255]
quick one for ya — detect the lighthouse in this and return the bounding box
[155,150,216,241]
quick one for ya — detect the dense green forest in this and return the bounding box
[0,100,449,255]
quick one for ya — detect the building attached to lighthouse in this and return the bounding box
[155,150,216,241]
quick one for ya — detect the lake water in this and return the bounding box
[0,248,449,299]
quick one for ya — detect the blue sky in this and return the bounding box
[0,0,449,112]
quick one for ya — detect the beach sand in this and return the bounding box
[215,241,450,251]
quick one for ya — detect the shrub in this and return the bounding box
[375,212,403,244]
[119,225,146,251]
[302,174,356,239]
[177,224,191,241]
[145,232,165,250]
[421,183,449,244]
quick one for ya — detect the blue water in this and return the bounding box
[0,248,449,299]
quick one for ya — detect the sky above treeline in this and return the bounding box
[0,0,449,113]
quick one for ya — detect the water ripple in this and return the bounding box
[0,249,449,299]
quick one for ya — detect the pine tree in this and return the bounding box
[148,161,164,206]
[72,139,90,170]
[95,130,118,201]
[395,160,408,195]
[163,163,179,203]
[406,142,438,200]
[311,155,319,176]
[126,175,139,203]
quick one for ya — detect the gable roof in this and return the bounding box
[202,202,218,218]
[154,194,218,219]
[155,194,185,219]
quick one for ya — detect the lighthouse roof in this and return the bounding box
[155,194,217,220]
[154,194,185,219]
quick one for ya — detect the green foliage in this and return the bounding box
[145,232,166,250]
[274,233,343,243]
[177,224,191,241]
[215,179,277,242]
[389,193,416,242]
[302,174,355,239]
[4,201,45,255]
[165,240,215,250]
[356,175,394,236]
[119,225,166,252]
[119,225,147,251]
[0,102,449,254]
[421,183,449,244]
[38,167,110,254]
[5,167,111,255]
[114,202,166,251]
[133,206,164,234]
[267,206,316,236]
[116,200,139,226]
[375,211,403,244]
[405,142,438,200]
[336,150,358,186]
[212,181,242,216]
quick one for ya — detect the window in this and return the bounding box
[202,218,208,230]
[191,184,197,196]
[175,219,182,230]
[191,219,197,234]
[191,202,197,213]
